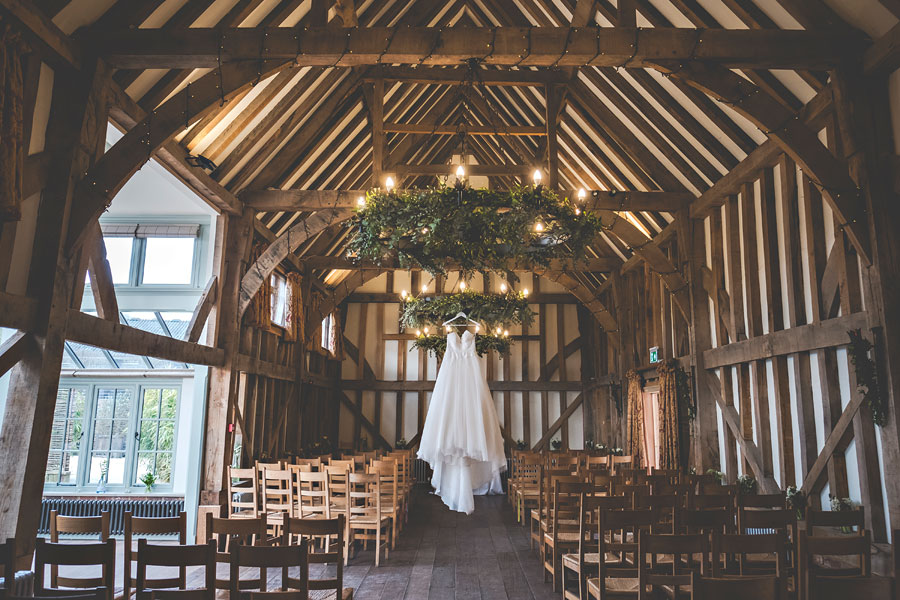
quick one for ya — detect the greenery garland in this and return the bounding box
[413,333,512,358]
[347,184,602,279]
[847,329,887,426]
[400,289,534,331]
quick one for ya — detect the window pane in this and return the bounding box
[160,312,193,339]
[134,387,178,486]
[139,421,157,451]
[142,237,195,285]
[59,453,78,485]
[45,451,61,483]
[158,421,175,451]
[156,453,172,484]
[103,237,134,284]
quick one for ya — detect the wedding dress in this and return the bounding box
[417,330,506,514]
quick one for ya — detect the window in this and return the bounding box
[270,273,288,328]
[103,237,135,284]
[142,237,195,285]
[135,388,177,485]
[45,387,87,485]
[45,382,180,492]
[321,313,336,354]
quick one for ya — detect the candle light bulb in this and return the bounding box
[475,324,480,332]
[460,281,466,291]
[577,188,586,200]
[357,195,366,207]
[422,227,428,234]
[456,165,465,179]
[500,283,507,293]
[446,325,451,333]
[535,222,544,232]
[416,330,421,337]
[385,176,394,190]
[421,284,428,293]
[504,330,509,337]
[496,327,502,335]
[532,169,542,185]
[424,327,429,335]
[575,207,581,215]
[523,288,529,297]
[401,290,408,299]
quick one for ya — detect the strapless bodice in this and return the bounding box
[446,330,476,358]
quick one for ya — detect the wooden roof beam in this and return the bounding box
[91,27,866,70]
[365,65,570,85]
[240,188,694,211]
[301,256,621,272]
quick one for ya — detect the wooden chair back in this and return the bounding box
[48,511,111,591]
[637,532,709,599]
[711,531,786,580]
[261,468,293,516]
[327,459,355,473]
[809,575,898,600]
[798,529,872,600]
[618,467,647,484]
[737,493,786,510]
[34,539,115,600]
[597,508,658,585]
[610,455,633,473]
[582,455,610,469]
[368,459,399,507]
[576,494,628,576]
[135,539,215,600]
[690,572,780,600]
[699,482,737,496]
[283,516,348,595]
[386,451,412,492]
[806,507,865,535]
[123,511,187,600]
[678,508,735,535]
[205,515,267,592]
[9,591,107,600]
[229,539,308,597]
[227,466,259,517]
[325,465,351,513]
[293,457,322,470]
[295,470,331,519]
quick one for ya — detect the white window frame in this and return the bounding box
[44,380,182,495]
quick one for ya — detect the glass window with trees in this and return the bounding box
[44,382,180,493]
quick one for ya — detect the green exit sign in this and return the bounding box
[649,346,659,364]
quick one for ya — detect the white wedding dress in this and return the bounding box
[417,330,506,514]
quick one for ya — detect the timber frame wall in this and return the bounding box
[2,0,900,565]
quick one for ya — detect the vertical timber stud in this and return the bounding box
[200,208,253,507]
[0,59,112,565]
[686,212,720,472]
[545,84,565,190]
[363,79,384,187]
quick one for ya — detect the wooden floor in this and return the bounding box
[342,488,556,600]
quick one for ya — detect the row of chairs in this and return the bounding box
[11,511,353,599]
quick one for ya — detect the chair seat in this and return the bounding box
[562,552,600,571]
[349,516,392,525]
[544,531,581,544]
[586,576,641,596]
[309,588,354,600]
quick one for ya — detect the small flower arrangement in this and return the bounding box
[787,486,807,519]
[551,439,563,451]
[140,472,156,493]
[737,474,758,495]
[514,439,528,451]
[610,447,624,456]
[395,438,409,449]
[706,469,725,484]
[584,439,596,451]
[830,495,856,533]
[303,435,333,458]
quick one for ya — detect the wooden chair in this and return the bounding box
[634,493,681,533]
[0,538,15,595]
[737,492,786,510]
[34,539,115,600]
[229,539,309,598]
[609,455,633,474]
[48,511,111,593]
[123,511,187,600]
[7,590,108,600]
[561,494,628,600]
[543,481,593,591]
[586,508,658,600]
[678,507,735,535]
[691,572,781,599]
[295,470,331,519]
[386,450,413,504]
[135,539,215,600]
[346,473,392,566]
[283,516,353,599]
[805,507,865,536]
[368,459,402,547]
[637,532,710,599]
[711,531,787,583]
[325,465,351,520]
[798,530,872,600]
[699,482,737,496]
[809,575,898,600]
[326,459,355,473]
[261,468,293,534]
[531,472,580,551]
[294,457,322,470]
[512,458,542,525]
[228,466,260,518]
[205,514,267,593]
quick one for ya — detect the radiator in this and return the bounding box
[39,498,184,536]
[1,571,34,596]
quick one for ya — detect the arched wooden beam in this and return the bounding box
[306,269,388,337]
[238,209,351,317]
[535,270,620,349]
[651,60,871,265]
[595,210,691,321]
[67,58,293,253]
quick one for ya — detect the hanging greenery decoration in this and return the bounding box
[400,289,534,331]
[412,332,512,359]
[847,329,887,426]
[347,184,602,279]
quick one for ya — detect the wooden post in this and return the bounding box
[0,60,112,564]
[200,208,253,506]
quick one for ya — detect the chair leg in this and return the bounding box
[375,528,381,567]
